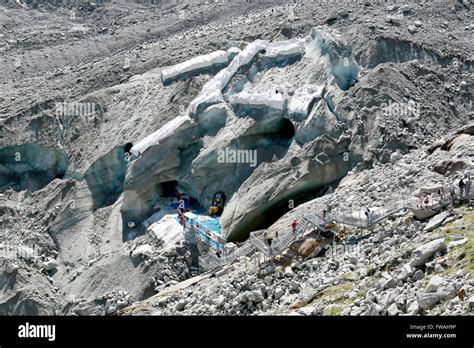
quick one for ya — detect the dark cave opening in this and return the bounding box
[228,182,337,243]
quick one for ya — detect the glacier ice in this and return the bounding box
[189,40,268,115]
[160,48,240,85]
[288,85,325,117]
[229,90,287,112]
[0,144,68,192]
[130,115,191,157]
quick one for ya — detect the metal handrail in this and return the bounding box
[196,186,473,271]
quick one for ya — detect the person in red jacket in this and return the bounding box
[291,220,298,234]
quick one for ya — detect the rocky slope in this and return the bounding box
[0,0,473,315]
[122,205,474,316]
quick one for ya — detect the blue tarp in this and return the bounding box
[175,212,223,250]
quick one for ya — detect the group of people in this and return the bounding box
[458,171,472,199]
[262,219,300,251]
[202,171,474,266]
[448,172,472,202]
[425,172,471,208]
[264,230,279,247]
[416,194,433,209]
[363,208,375,224]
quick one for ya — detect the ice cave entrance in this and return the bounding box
[143,181,222,250]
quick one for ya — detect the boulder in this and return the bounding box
[408,25,417,34]
[386,15,403,25]
[390,152,402,163]
[363,303,380,316]
[387,303,399,316]
[437,284,457,300]
[175,300,187,311]
[17,246,36,261]
[468,297,474,309]
[5,262,18,274]
[106,305,118,315]
[284,267,294,277]
[412,269,424,281]
[42,259,59,271]
[274,288,285,300]
[294,239,320,257]
[406,301,419,315]
[425,275,444,293]
[417,293,440,310]
[383,278,397,290]
[423,211,451,232]
[410,238,447,267]
[131,244,154,258]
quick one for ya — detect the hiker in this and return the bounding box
[369,210,375,224]
[235,241,240,248]
[438,187,445,203]
[416,195,423,208]
[291,220,298,234]
[264,231,273,246]
[464,172,472,196]
[322,208,328,221]
[272,231,280,250]
[267,235,273,246]
[216,250,221,259]
[178,208,185,226]
[424,195,431,207]
[364,208,370,221]
[459,177,466,198]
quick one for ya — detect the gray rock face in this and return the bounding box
[410,238,447,267]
